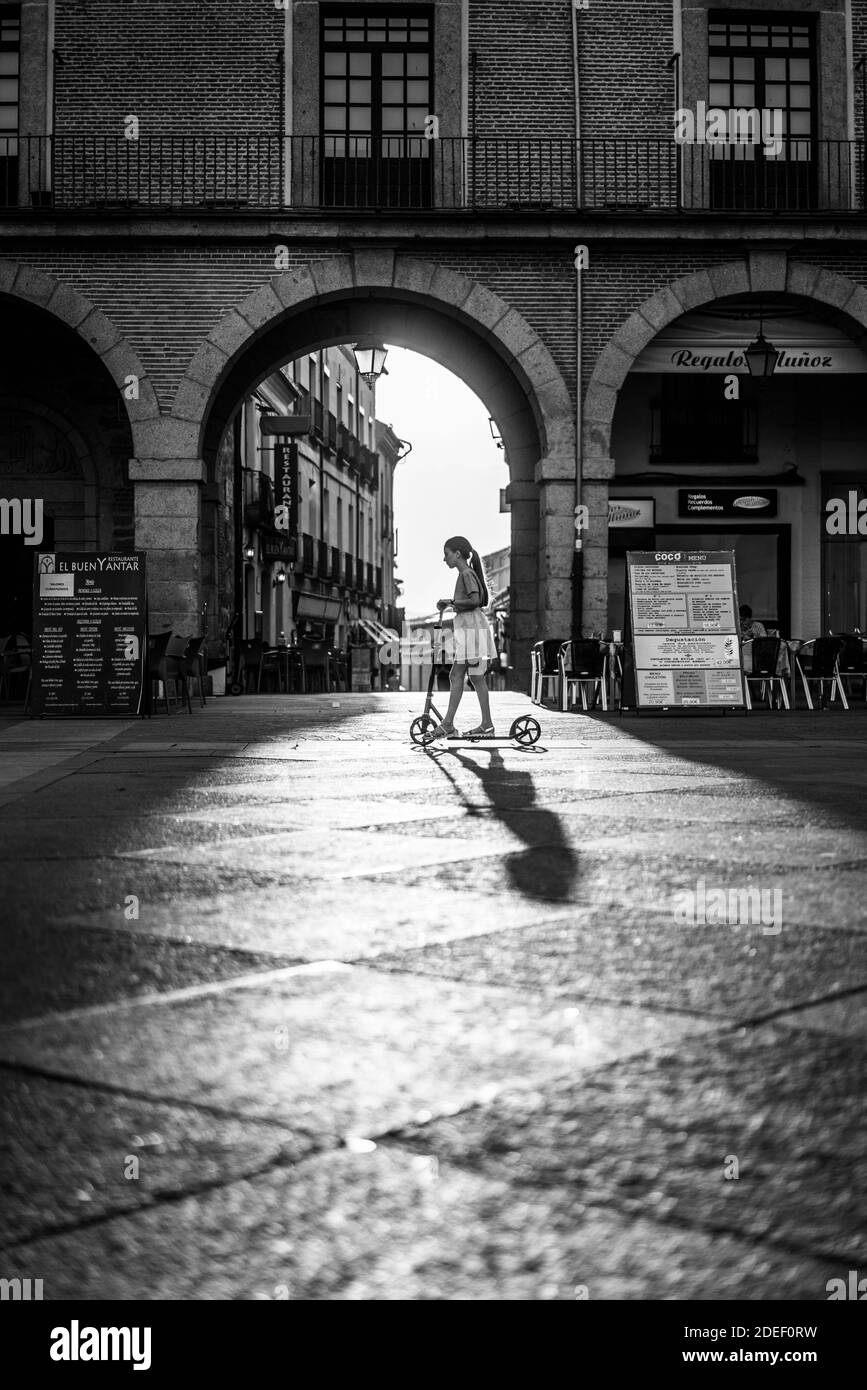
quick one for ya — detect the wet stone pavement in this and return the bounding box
[0,692,865,1301]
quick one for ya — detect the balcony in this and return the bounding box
[343,551,354,587]
[244,470,275,529]
[317,538,328,576]
[5,135,866,215]
[357,448,379,489]
[325,411,337,452]
[330,545,341,582]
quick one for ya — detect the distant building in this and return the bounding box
[223,347,404,665]
[482,545,510,608]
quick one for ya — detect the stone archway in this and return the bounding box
[159,252,576,667]
[579,252,867,632]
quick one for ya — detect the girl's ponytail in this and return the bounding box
[468,546,489,608]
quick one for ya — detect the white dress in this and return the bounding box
[452,570,498,667]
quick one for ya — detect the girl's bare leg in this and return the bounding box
[469,672,492,726]
[442,663,467,727]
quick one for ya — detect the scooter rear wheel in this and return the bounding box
[410,715,437,746]
[509,715,541,745]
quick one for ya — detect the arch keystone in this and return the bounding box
[748,251,787,294]
[352,248,396,287]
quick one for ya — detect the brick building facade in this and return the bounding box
[2,0,867,685]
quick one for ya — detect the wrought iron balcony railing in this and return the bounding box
[3,135,867,214]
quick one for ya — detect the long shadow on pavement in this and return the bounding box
[424,744,578,902]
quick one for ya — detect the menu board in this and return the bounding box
[626,551,743,709]
[31,552,147,716]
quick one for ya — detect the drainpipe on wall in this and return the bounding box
[571,0,583,640]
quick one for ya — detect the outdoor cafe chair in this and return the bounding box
[531,639,563,705]
[742,636,789,710]
[794,637,848,711]
[182,636,208,707]
[148,631,190,714]
[559,639,609,712]
[300,641,331,694]
[237,639,281,694]
[283,645,306,694]
[836,634,867,704]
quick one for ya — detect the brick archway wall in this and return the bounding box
[167,252,577,671]
[0,260,157,436]
[579,252,867,632]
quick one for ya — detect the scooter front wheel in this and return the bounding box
[509,715,541,745]
[410,715,437,746]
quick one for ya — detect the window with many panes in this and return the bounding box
[0,4,20,205]
[709,14,813,153]
[707,12,815,208]
[321,8,433,208]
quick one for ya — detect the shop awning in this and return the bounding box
[356,617,399,644]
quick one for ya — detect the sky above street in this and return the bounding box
[373,346,511,618]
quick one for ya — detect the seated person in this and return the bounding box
[739,605,767,640]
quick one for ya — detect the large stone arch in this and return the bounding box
[579,252,867,631]
[163,252,576,665]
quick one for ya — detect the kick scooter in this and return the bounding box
[409,631,541,747]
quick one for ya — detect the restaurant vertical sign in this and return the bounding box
[31,552,147,716]
[625,550,744,709]
[274,440,298,538]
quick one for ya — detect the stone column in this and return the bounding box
[581,459,615,635]
[508,479,539,692]
[535,452,575,645]
[130,459,204,636]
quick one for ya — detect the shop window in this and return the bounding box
[651,376,757,464]
[321,7,433,208]
[822,476,867,634]
[707,11,816,210]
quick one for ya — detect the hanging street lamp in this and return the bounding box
[351,338,389,385]
[744,307,781,378]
